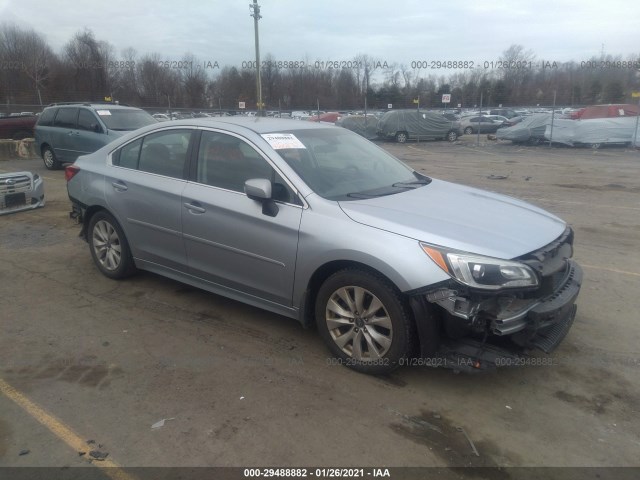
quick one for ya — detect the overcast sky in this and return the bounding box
[1,0,638,73]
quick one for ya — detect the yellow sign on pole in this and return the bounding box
[631,91,640,98]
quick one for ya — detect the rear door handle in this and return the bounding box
[184,202,206,214]
[111,181,128,192]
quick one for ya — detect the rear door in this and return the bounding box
[104,128,195,271]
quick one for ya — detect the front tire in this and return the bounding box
[315,269,413,374]
[42,146,61,170]
[88,211,136,279]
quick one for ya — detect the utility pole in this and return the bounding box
[250,1,264,116]
[549,90,557,147]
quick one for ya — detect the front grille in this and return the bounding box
[519,227,574,297]
[0,175,31,194]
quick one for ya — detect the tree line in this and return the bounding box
[1,23,639,112]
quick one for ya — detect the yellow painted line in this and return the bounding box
[0,377,137,480]
[581,264,640,278]
[461,145,501,157]
[407,145,433,155]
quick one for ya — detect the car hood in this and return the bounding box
[106,129,125,138]
[338,179,567,259]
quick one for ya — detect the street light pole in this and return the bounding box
[250,1,264,116]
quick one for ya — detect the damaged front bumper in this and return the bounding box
[410,238,583,372]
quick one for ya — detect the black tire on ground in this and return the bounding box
[395,132,408,143]
[88,211,137,279]
[464,127,473,135]
[315,268,416,375]
[447,130,458,142]
[42,146,61,170]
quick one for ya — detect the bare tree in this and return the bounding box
[0,23,53,105]
[500,44,536,104]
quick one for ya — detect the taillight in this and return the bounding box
[65,164,80,182]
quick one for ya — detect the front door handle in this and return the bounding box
[184,202,206,214]
[111,181,128,192]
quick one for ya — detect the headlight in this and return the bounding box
[420,243,538,290]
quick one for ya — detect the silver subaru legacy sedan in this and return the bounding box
[66,118,582,374]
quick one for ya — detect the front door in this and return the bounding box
[182,130,303,307]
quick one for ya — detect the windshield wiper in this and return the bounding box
[346,191,398,199]
[391,173,432,188]
[391,178,432,188]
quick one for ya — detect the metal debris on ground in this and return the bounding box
[456,426,480,457]
[89,450,109,460]
[18,449,30,456]
[151,417,175,429]
[386,407,442,434]
[487,174,509,180]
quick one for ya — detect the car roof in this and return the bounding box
[150,117,338,135]
[45,103,142,111]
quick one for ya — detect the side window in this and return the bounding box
[53,108,78,128]
[197,131,298,203]
[114,138,143,169]
[77,110,102,132]
[37,108,57,126]
[137,130,192,179]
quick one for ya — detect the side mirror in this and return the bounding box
[92,124,102,133]
[244,178,272,200]
[244,179,279,217]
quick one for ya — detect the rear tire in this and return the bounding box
[88,211,137,279]
[315,268,414,374]
[447,131,458,142]
[464,127,473,135]
[395,132,408,143]
[42,146,61,170]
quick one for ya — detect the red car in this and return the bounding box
[308,112,342,123]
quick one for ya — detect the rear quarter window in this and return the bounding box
[36,108,57,127]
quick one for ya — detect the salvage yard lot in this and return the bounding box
[1,137,639,473]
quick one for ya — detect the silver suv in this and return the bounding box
[66,118,582,374]
[34,102,156,170]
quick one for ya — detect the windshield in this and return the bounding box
[270,128,429,200]
[98,109,157,131]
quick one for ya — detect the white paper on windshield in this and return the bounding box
[261,133,306,149]
[96,110,112,116]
